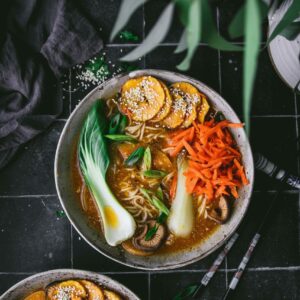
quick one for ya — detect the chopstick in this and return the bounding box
[221,191,281,300]
[173,233,239,300]
[254,153,300,189]
[174,154,289,300]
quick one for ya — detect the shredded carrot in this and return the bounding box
[170,140,184,157]
[169,119,248,201]
[182,139,197,157]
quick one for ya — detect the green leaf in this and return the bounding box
[140,188,153,203]
[118,115,128,133]
[177,0,201,71]
[110,0,148,41]
[78,102,136,246]
[268,0,300,42]
[120,62,139,72]
[279,21,300,41]
[140,188,169,215]
[173,284,199,300]
[120,3,175,61]
[105,134,137,142]
[152,195,170,215]
[56,210,65,218]
[145,213,168,241]
[228,1,268,39]
[145,224,158,241]
[201,0,242,51]
[79,102,110,176]
[156,186,164,200]
[125,146,145,166]
[243,0,262,133]
[157,212,167,224]
[143,170,167,178]
[174,29,188,53]
[119,30,139,42]
[142,147,152,170]
[109,113,121,134]
[175,0,191,26]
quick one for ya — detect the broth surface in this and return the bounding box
[72,141,219,255]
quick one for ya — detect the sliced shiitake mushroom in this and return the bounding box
[122,225,152,256]
[133,220,167,252]
[207,196,231,224]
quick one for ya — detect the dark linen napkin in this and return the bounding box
[0,0,103,169]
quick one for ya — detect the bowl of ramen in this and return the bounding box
[0,269,139,299]
[55,69,254,270]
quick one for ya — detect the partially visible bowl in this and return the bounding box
[55,69,254,270]
[0,269,139,299]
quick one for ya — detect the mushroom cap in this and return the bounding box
[207,196,230,224]
[132,220,167,252]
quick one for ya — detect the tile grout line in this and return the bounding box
[216,7,222,95]
[148,272,151,300]
[298,192,300,258]
[296,92,300,260]
[216,7,228,289]
[105,42,260,47]
[142,2,146,69]
[294,93,300,175]
[1,189,300,199]
[68,69,72,115]
[1,266,300,276]
[0,194,57,199]
[70,225,74,268]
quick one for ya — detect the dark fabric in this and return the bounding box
[0,0,103,169]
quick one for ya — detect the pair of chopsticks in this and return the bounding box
[174,153,296,300]
[173,192,280,300]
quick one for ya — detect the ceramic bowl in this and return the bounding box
[0,269,139,299]
[55,69,254,270]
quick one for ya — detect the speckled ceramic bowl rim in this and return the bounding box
[0,269,140,299]
[55,69,254,270]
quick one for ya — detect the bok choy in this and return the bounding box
[78,101,136,246]
[167,158,194,237]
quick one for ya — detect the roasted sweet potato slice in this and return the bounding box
[80,280,105,300]
[150,80,172,122]
[24,291,46,300]
[170,82,202,128]
[120,76,165,122]
[198,96,210,123]
[46,280,86,300]
[162,87,187,129]
[103,290,122,300]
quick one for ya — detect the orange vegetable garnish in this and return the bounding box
[168,119,248,201]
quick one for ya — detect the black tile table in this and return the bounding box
[0,2,299,299]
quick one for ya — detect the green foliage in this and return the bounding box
[243,0,262,133]
[177,0,201,71]
[268,0,300,42]
[280,21,300,41]
[111,0,300,131]
[119,30,139,41]
[125,146,145,166]
[120,3,175,61]
[110,0,148,41]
